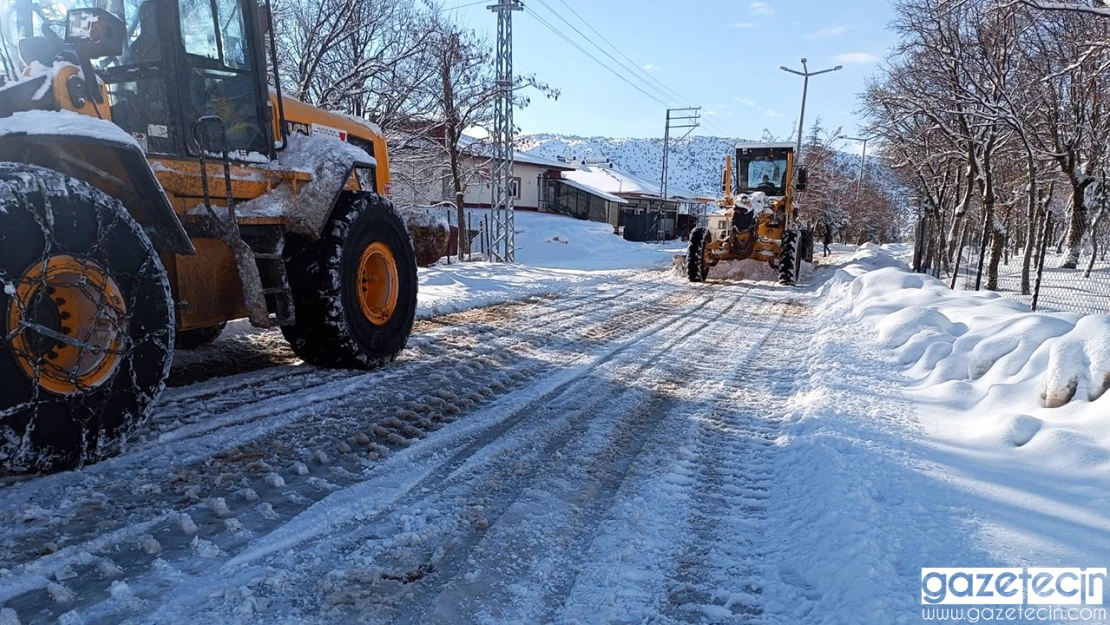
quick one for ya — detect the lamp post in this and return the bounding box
[780,58,842,165]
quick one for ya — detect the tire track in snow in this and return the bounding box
[0,278,689,624]
[418,289,780,625]
[654,297,813,624]
[192,285,757,625]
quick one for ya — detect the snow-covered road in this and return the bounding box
[0,268,823,624]
[6,252,1108,625]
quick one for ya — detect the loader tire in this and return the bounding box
[687,227,710,282]
[779,229,798,285]
[174,323,227,350]
[282,191,417,368]
[0,163,174,472]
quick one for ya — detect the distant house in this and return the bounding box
[553,158,702,241]
[389,129,703,241]
[389,131,576,212]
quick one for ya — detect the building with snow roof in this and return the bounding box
[551,159,702,241]
[389,131,577,212]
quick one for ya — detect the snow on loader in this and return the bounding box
[0,0,417,471]
[686,143,813,284]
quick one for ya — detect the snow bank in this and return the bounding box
[762,246,1110,622]
[825,246,1110,414]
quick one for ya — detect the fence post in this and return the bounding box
[950,218,969,290]
[445,206,452,265]
[974,209,990,291]
[913,212,925,273]
[1032,213,1054,312]
[467,212,473,262]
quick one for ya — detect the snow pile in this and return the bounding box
[826,246,1110,414]
[234,133,378,236]
[397,206,449,231]
[0,110,141,149]
[416,211,678,316]
[761,246,1110,622]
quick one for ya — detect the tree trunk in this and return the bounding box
[1061,182,1087,269]
[1086,210,1104,279]
[986,209,1005,291]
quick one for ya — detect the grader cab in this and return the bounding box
[686,142,812,284]
[0,0,418,471]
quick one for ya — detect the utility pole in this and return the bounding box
[658,107,700,242]
[780,58,842,168]
[488,0,522,262]
[838,135,870,197]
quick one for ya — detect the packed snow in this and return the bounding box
[3,231,1110,624]
[416,210,680,316]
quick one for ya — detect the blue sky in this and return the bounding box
[446,0,897,143]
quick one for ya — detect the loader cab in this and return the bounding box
[9,0,274,160]
[735,143,795,198]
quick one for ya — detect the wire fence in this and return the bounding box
[913,210,1110,316]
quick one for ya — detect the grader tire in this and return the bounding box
[174,322,227,350]
[0,163,174,472]
[687,227,710,283]
[800,229,815,263]
[779,229,799,285]
[282,191,417,368]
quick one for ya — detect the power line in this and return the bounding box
[550,0,693,107]
[445,0,488,10]
[523,7,673,108]
[529,0,739,138]
[530,0,689,108]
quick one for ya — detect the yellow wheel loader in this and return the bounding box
[687,143,813,284]
[0,0,417,471]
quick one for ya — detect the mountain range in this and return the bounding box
[518,133,741,197]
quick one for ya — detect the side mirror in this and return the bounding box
[796,167,808,192]
[65,8,125,59]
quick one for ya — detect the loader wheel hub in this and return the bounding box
[356,242,398,326]
[6,255,127,396]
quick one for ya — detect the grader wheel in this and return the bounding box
[687,227,710,283]
[778,229,799,285]
[0,164,174,472]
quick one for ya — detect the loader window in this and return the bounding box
[179,0,251,69]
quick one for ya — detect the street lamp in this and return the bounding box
[780,58,843,164]
[837,135,870,197]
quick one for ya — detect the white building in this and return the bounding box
[390,134,576,211]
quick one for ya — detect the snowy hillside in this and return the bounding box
[519,133,743,196]
[519,133,899,200]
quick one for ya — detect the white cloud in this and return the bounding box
[833,52,880,65]
[705,110,719,116]
[727,21,758,29]
[734,97,780,118]
[643,64,662,71]
[807,26,849,39]
[750,2,775,16]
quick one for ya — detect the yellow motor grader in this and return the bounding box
[0,0,417,471]
[686,142,812,284]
